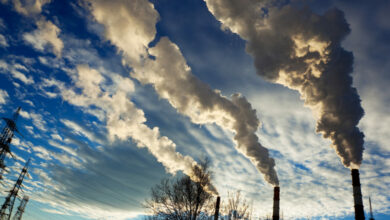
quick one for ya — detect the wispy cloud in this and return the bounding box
[30,134,168,220]
[0,59,35,84]
[10,0,51,17]
[0,34,8,47]
[0,89,9,104]
[19,109,47,132]
[23,18,63,57]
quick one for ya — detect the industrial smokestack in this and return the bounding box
[351,169,365,220]
[214,196,220,220]
[272,187,280,220]
[369,196,374,220]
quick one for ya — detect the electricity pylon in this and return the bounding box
[0,159,30,220]
[0,107,21,181]
[12,196,28,220]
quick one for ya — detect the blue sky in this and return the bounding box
[0,0,389,219]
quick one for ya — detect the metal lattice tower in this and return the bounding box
[12,196,28,220]
[0,159,30,220]
[0,107,21,181]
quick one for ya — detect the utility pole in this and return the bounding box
[0,159,30,220]
[12,196,28,220]
[0,107,21,181]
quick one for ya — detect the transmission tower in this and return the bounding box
[0,159,30,220]
[0,107,21,181]
[12,196,28,220]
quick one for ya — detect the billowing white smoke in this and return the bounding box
[204,0,365,168]
[88,0,279,186]
[51,65,199,180]
[87,0,158,66]
[134,38,279,186]
[87,0,219,193]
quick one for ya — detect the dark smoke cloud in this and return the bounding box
[205,0,365,168]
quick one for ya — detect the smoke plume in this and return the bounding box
[47,65,201,180]
[204,0,365,168]
[87,0,219,194]
[133,38,279,186]
[88,0,279,186]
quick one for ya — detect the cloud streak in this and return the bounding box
[0,89,8,104]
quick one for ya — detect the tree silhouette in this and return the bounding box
[223,190,251,220]
[145,160,214,220]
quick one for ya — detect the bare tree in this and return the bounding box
[222,191,251,220]
[145,160,214,220]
